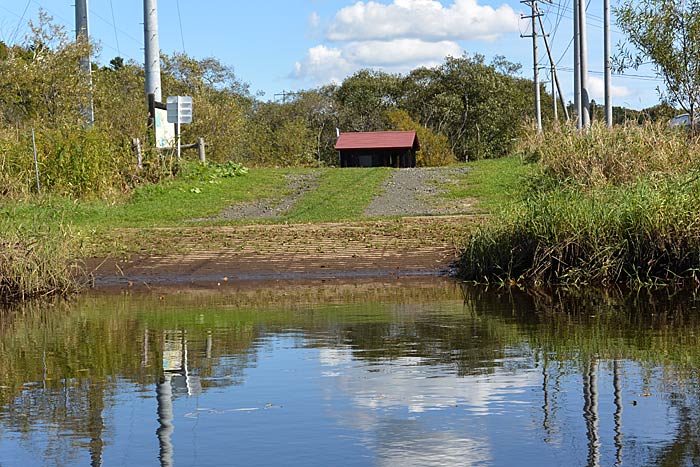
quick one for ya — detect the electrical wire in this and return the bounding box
[109,0,121,56]
[9,0,31,44]
[176,0,186,53]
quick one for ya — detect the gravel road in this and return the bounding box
[364,166,474,217]
[202,166,475,221]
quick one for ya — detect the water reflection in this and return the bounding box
[0,280,700,466]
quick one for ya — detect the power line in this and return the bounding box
[9,0,31,44]
[90,9,141,46]
[176,0,186,53]
[558,66,663,81]
[109,0,121,56]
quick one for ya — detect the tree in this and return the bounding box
[386,109,455,167]
[400,55,530,160]
[335,69,401,132]
[616,0,700,127]
[160,53,252,161]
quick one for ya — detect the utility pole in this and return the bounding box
[604,0,612,127]
[522,0,542,133]
[579,0,591,129]
[552,66,558,122]
[573,0,581,129]
[144,0,163,104]
[537,10,569,122]
[75,0,94,125]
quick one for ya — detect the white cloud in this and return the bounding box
[344,39,462,66]
[292,39,461,83]
[293,45,352,84]
[308,11,321,28]
[327,0,520,42]
[588,76,631,101]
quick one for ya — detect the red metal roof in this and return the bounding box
[335,131,419,150]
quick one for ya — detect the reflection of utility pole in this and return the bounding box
[206,331,213,359]
[156,374,174,467]
[583,359,600,467]
[143,328,150,368]
[542,354,553,442]
[613,361,623,466]
[156,330,203,466]
[88,382,106,467]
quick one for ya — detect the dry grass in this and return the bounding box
[519,122,698,187]
[458,123,700,286]
[0,223,84,303]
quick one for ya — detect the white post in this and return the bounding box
[32,129,41,195]
[574,0,581,129]
[75,0,94,125]
[144,0,162,104]
[176,122,181,160]
[579,0,591,129]
[604,0,612,127]
[531,0,542,133]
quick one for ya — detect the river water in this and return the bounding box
[1,278,699,466]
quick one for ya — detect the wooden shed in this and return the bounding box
[335,131,420,168]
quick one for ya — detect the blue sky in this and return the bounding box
[0,0,663,108]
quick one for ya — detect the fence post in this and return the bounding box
[132,138,143,170]
[197,137,206,163]
[31,128,41,195]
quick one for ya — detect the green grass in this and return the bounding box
[442,157,533,212]
[3,168,294,230]
[3,167,393,230]
[284,167,391,222]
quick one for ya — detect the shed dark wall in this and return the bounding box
[339,148,416,168]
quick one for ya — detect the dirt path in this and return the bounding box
[87,217,476,288]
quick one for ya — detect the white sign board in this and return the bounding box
[154,108,175,148]
[166,96,193,124]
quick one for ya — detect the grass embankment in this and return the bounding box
[1,165,395,300]
[0,221,80,303]
[457,123,700,286]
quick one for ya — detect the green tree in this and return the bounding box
[386,109,455,167]
[0,10,92,128]
[335,69,401,132]
[400,55,530,161]
[616,0,700,126]
[161,52,252,161]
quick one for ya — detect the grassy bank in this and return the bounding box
[457,123,700,286]
[0,221,82,303]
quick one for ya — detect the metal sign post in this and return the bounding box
[166,96,193,160]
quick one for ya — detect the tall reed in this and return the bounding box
[520,121,696,186]
[0,220,83,303]
[458,123,700,286]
